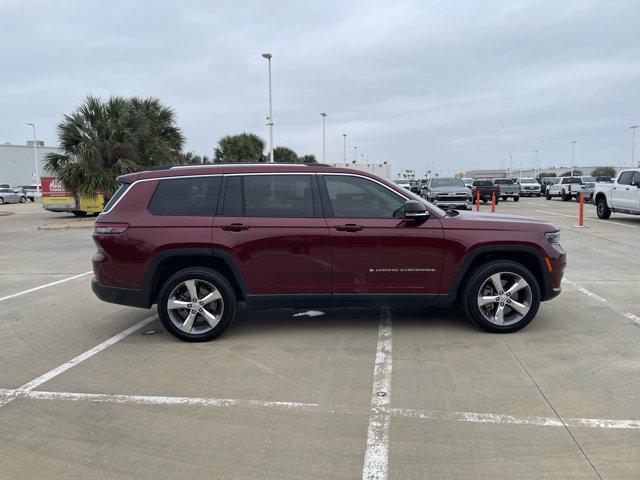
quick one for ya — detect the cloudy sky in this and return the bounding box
[2,0,639,176]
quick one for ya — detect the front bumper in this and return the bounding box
[91,278,150,309]
[432,200,472,209]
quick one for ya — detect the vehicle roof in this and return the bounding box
[117,163,384,183]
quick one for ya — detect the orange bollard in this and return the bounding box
[575,193,588,228]
[476,190,480,211]
[491,192,496,213]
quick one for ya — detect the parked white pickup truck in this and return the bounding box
[594,169,640,219]
[546,176,583,201]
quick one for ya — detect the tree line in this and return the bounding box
[45,96,316,200]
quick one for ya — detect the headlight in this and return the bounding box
[545,231,561,244]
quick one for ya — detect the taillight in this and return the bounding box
[94,223,129,234]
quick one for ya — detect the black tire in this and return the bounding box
[561,190,569,201]
[0,197,4,205]
[546,191,552,200]
[462,260,541,333]
[158,267,237,342]
[513,196,519,202]
[72,211,87,217]
[501,196,506,201]
[536,193,541,197]
[19,196,26,203]
[596,197,611,219]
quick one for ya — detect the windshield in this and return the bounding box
[431,178,465,188]
[581,176,596,182]
[519,178,536,184]
[493,179,514,185]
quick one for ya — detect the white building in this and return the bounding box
[0,142,59,186]
[331,162,391,179]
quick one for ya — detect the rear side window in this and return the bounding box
[148,177,221,216]
[221,175,317,217]
[103,182,130,212]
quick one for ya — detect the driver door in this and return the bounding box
[319,174,444,295]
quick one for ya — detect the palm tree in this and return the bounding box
[214,133,266,163]
[45,96,184,200]
[274,146,299,163]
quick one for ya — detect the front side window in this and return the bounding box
[618,171,633,185]
[148,177,221,216]
[323,175,405,218]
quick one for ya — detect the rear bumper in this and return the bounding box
[91,278,150,309]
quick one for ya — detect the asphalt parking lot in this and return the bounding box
[1,197,639,479]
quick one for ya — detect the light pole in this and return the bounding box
[631,125,638,168]
[570,141,577,176]
[534,149,539,178]
[353,146,358,163]
[27,123,39,191]
[342,134,347,162]
[261,53,274,162]
[361,153,365,164]
[320,113,327,163]
[509,155,513,178]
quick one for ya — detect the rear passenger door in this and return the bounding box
[213,174,331,296]
[613,171,636,210]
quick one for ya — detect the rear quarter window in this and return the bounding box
[103,182,131,212]
[148,177,222,216]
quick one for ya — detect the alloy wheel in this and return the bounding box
[166,279,224,334]
[477,271,532,326]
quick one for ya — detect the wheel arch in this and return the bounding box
[144,249,248,307]
[594,191,609,207]
[448,246,550,303]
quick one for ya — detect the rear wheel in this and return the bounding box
[561,190,569,201]
[19,196,26,203]
[596,197,611,219]
[462,260,540,333]
[513,196,519,202]
[158,267,237,342]
[0,197,4,205]
[545,191,551,200]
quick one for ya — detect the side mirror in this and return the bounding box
[404,200,429,221]
[631,180,639,188]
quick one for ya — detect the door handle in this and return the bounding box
[220,223,250,232]
[335,224,363,232]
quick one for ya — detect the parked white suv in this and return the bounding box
[546,177,582,201]
[516,178,541,197]
[593,169,640,219]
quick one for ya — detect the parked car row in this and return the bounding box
[0,187,27,204]
[0,183,41,202]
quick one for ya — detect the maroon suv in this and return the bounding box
[92,163,565,341]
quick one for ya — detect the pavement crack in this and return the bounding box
[501,337,604,480]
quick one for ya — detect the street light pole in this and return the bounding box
[353,146,358,163]
[320,113,327,163]
[534,149,539,178]
[570,141,577,176]
[27,123,39,191]
[342,134,347,162]
[261,53,274,162]
[631,126,639,168]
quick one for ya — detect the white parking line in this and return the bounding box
[1,388,638,430]
[362,307,393,480]
[0,315,156,407]
[0,271,93,303]
[535,210,640,229]
[561,278,607,302]
[390,408,640,430]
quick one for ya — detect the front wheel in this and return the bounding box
[0,197,4,205]
[462,260,540,333]
[596,197,611,219]
[19,196,26,203]
[158,267,237,342]
[546,192,552,200]
[513,196,519,202]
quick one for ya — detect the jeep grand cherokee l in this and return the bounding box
[92,163,565,342]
